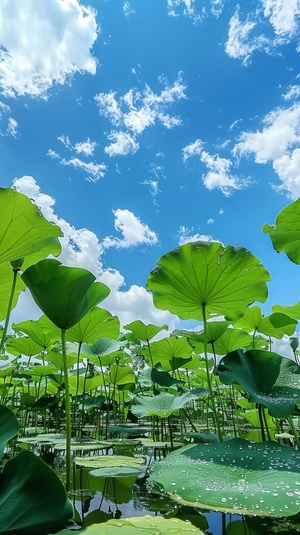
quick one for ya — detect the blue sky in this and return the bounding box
[1,0,300,334]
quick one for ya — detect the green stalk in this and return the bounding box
[202,303,223,441]
[61,328,72,492]
[0,268,19,353]
[289,417,300,450]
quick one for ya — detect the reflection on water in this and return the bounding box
[72,468,300,534]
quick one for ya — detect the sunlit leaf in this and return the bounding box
[55,516,201,534]
[124,320,168,341]
[146,241,270,321]
[263,197,300,264]
[66,307,120,344]
[130,392,198,418]
[234,306,297,339]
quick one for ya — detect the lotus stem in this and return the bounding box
[0,268,18,353]
[61,328,72,492]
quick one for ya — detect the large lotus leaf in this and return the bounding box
[6,337,43,357]
[146,241,270,321]
[174,321,231,345]
[21,259,110,330]
[130,392,198,418]
[263,197,300,264]
[68,374,105,396]
[54,516,201,534]
[0,264,27,322]
[148,438,300,517]
[21,365,58,378]
[12,317,59,350]
[110,364,136,385]
[66,307,120,344]
[217,349,300,417]
[138,368,183,388]
[147,337,192,371]
[272,302,300,320]
[0,405,18,458]
[82,338,128,357]
[234,306,297,339]
[0,450,73,534]
[43,351,77,370]
[0,188,62,265]
[124,320,168,341]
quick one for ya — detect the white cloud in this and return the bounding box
[123,2,136,17]
[104,131,140,157]
[0,100,18,137]
[0,0,98,98]
[178,225,213,245]
[47,149,60,159]
[282,85,300,101]
[207,218,215,224]
[234,104,300,163]
[102,209,158,249]
[7,116,18,137]
[95,73,187,156]
[272,149,300,198]
[182,139,204,161]
[183,140,249,196]
[61,157,107,182]
[166,0,206,24]
[219,208,224,215]
[262,0,300,36]
[211,0,225,18]
[225,7,269,65]
[74,138,97,156]
[12,175,177,330]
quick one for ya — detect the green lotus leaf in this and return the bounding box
[174,321,231,345]
[217,349,300,417]
[263,197,300,264]
[12,316,60,350]
[0,450,73,534]
[66,307,120,344]
[82,338,128,356]
[89,466,143,478]
[74,455,145,469]
[148,438,300,517]
[130,392,198,418]
[0,365,16,378]
[22,365,58,378]
[0,264,26,322]
[6,337,44,357]
[146,241,270,321]
[0,405,18,458]
[0,188,62,265]
[110,364,136,385]
[147,337,192,371]
[107,426,148,435]
[54,516,201,534]
[42,351,77,370]
[124,320,168,341]
[272,302,300,320]
[234,306,297,339]
[17,433,66,446]
[21,259,110,330]
[138,367,183,388]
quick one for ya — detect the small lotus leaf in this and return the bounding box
[130,392,198,418]
[124,320,168,341]
[74,455,145,469]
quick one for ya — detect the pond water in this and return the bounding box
[70,466,300,535]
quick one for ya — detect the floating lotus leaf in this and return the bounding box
[146,241,270,321]
[18,433,66,446]
[54,516,201,534]
[148,438,300,517]
[130,392,198,418]
[263,197,300,264]
[89,466,143,478]
[107,426,148,435]
[54,440,110,452]
[216,349,300,417]
[75,455,145,470]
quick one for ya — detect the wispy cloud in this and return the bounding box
[95,72,187,157]
[123,2,136,17]
[0,0,98,98]
[183,139,250,196]
[61,157,107,183]
[102,209,158,249]
[178,225,213,245]
[49,134,105,181]
[166,0,206,24]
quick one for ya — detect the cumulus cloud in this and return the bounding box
[183,139,250,196]
[95,73,187,157]
[225,7,269,65]
[12,175,177,329]
[0,0,98,98]
[262,0,300,36]
[233,102,300,198]
[178,225,213,245]
[102,209,158,249]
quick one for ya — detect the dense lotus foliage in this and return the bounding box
[2,187,300,533]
